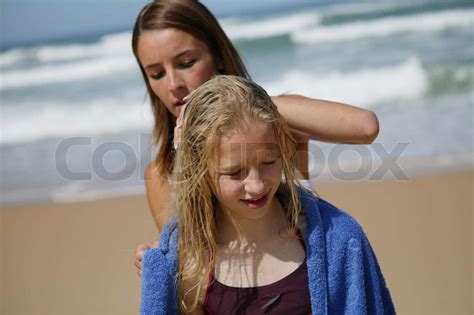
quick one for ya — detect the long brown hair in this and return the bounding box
[172,76,301,313]
[132,0,251,176]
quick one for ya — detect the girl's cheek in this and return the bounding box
[265,162,283,179]
[219,179,242,195]
[190,64,212,88]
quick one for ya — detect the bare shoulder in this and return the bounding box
[144,162,172,230]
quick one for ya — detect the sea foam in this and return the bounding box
[221,11,320,40]
[36,32,132,62]
[263,57,428,107]
[292,9,474,44]
[0,32,132,67]
[0,57,428,144]
[1,56,136,90]
[0,98,153,145]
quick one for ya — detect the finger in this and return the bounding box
[183,90,196,103]
[135,244,146,255]
[135,241,158,265]
[174,126,182,150]
[176,112,183,126]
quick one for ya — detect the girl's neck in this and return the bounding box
[215,197,287,247]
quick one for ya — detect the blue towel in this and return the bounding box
[141,188,396,314]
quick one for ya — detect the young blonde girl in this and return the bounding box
[140,76,394,314]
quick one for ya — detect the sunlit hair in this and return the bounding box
[132,0,251,176]
[172,75,302,313]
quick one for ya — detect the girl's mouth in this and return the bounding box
[240,193,269,209]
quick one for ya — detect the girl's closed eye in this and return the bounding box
[179,59,197,69]
[150,70,165,80]
[149,60,196,80]
[262,158,278,165]
[222,169,242,178]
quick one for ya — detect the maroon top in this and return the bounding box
[204,236,311,315]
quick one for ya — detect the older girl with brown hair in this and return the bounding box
[132,0,379,273]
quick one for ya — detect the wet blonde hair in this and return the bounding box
[171,75,302,313]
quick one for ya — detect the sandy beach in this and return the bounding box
[1,168,472,314]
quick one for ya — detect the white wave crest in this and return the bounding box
[0,56,136,90]
[0,57,428,144]
[36,32,132,62]
[0,98,153,145]
[292,9,474,44]
[0,48,30,67]
[322,1,399,16]
[263,57,428,107]
[220,11,320,40]
[0,32,132,67]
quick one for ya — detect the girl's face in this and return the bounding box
[137,28,219,118]
[208,120,283,221]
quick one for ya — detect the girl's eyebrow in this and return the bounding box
[256,147,280,157]
[144,49,197,69]
[144,61,162,70]
[218,164,241,172]
[218,152,280,170]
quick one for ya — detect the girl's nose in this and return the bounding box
[168,71,185,93]
[244,170,266,196]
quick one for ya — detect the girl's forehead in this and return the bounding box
[219,121,276,146]
[138,28,207,58]
[214,121,279,161]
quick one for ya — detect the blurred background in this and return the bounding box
[1,0,473,314]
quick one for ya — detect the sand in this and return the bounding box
[1,169,472,314]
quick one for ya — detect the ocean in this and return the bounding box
[1,0,473,205]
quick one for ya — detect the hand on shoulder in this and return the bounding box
[135,240,159,278]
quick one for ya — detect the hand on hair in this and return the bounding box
[134,240,159,278]
[173,91,195,150]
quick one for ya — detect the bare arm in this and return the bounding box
[271,95,379,144]
[144,163,173,231]
[134,164,172,277]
